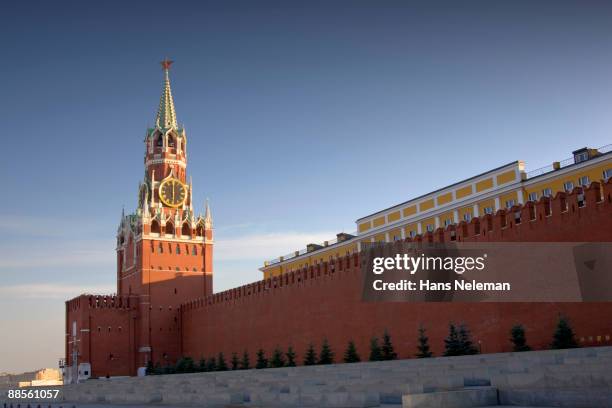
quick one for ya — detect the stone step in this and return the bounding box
[402,386,499,408]
[499,387,612,407]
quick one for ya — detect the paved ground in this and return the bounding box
[2,405,550,408]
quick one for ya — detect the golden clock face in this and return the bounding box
[159,178,186,207]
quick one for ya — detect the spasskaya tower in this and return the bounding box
[115,59,213,368]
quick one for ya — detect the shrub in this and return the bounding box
[255,349,268,369]
[343,340,360,363]
[551,316,579,349]
[303,343,317,366]
[217,352,228,371]
[240,350,250,370]
[381,330,398,360]
[369,337,382,361]
[175,356,195,373]
[270,347,286,368]
[415,324,433,358]
[510,324,531,352]
[231,353,240,370]
[286,346,297,367]
[318,339,334,365]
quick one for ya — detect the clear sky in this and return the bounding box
[1,0,612,373]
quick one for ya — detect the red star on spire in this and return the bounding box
[160,58,174,70]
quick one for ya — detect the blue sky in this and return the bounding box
[1,0,612,373]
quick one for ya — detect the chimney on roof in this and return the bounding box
[336,232,355,242]
[306,243,323,253]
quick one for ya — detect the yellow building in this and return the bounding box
[261,145,612,279]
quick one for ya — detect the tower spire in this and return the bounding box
[204,198,213,228]
[155,58,177,129]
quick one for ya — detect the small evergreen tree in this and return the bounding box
[176,357,195,373]
[217,352,228,371]
[270,347,286,368]
[318,338,334,365]
[240,350,250,370]
[381,330,398,360]
[231,352,240,370]
[145,360,155,375]
[303,343,317,366]
[205,356,217,372]
[286,346,297,367]
[551,316,579,349]
[510,324,531,352]
[369,337,383,361]
[458,324,479,355]
[444,323,462,356]
[415,324,433,358]
[343,340,360,363]
[162,364,176,375]
[255,349,268,369]
[198,357,207,372]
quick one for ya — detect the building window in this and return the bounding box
[192,246,197,255]
[158,243,163,253]
[578,176,590,186]
[176,245,180,255]
[484,207,494,215]
[426,224,434,232]
[181,223,190,237]
[168,135,175,148]
[409,230,416,238]
[444,219,452,227]
[528,192,538,202]
[505,200,516,209]
[463,213,472,222]
[563,181,574,192]
[604,169,612,181]
[575,151,589,163]
[542,188,552,197]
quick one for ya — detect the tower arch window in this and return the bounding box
[182,223,190,237]
[155,135,163,147]
[165,221,174,235]
[151,220,161,234]
[176,245,180,255]
[192,246,197,256]
[196,224,204,237]
[168,135,175,148]
[158,243,163,253]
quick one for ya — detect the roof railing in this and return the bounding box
[264,231,357,266]
[526,143,611,179]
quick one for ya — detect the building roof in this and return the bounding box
[155,59,178,130]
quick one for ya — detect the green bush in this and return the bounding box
[343,340,360,363]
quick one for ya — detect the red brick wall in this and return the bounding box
[180,180,612,364]
[65,295,137,378]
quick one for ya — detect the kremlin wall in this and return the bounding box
[64,63,612,382]
[184,179,612,364]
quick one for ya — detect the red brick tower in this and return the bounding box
[115,59,213,369]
